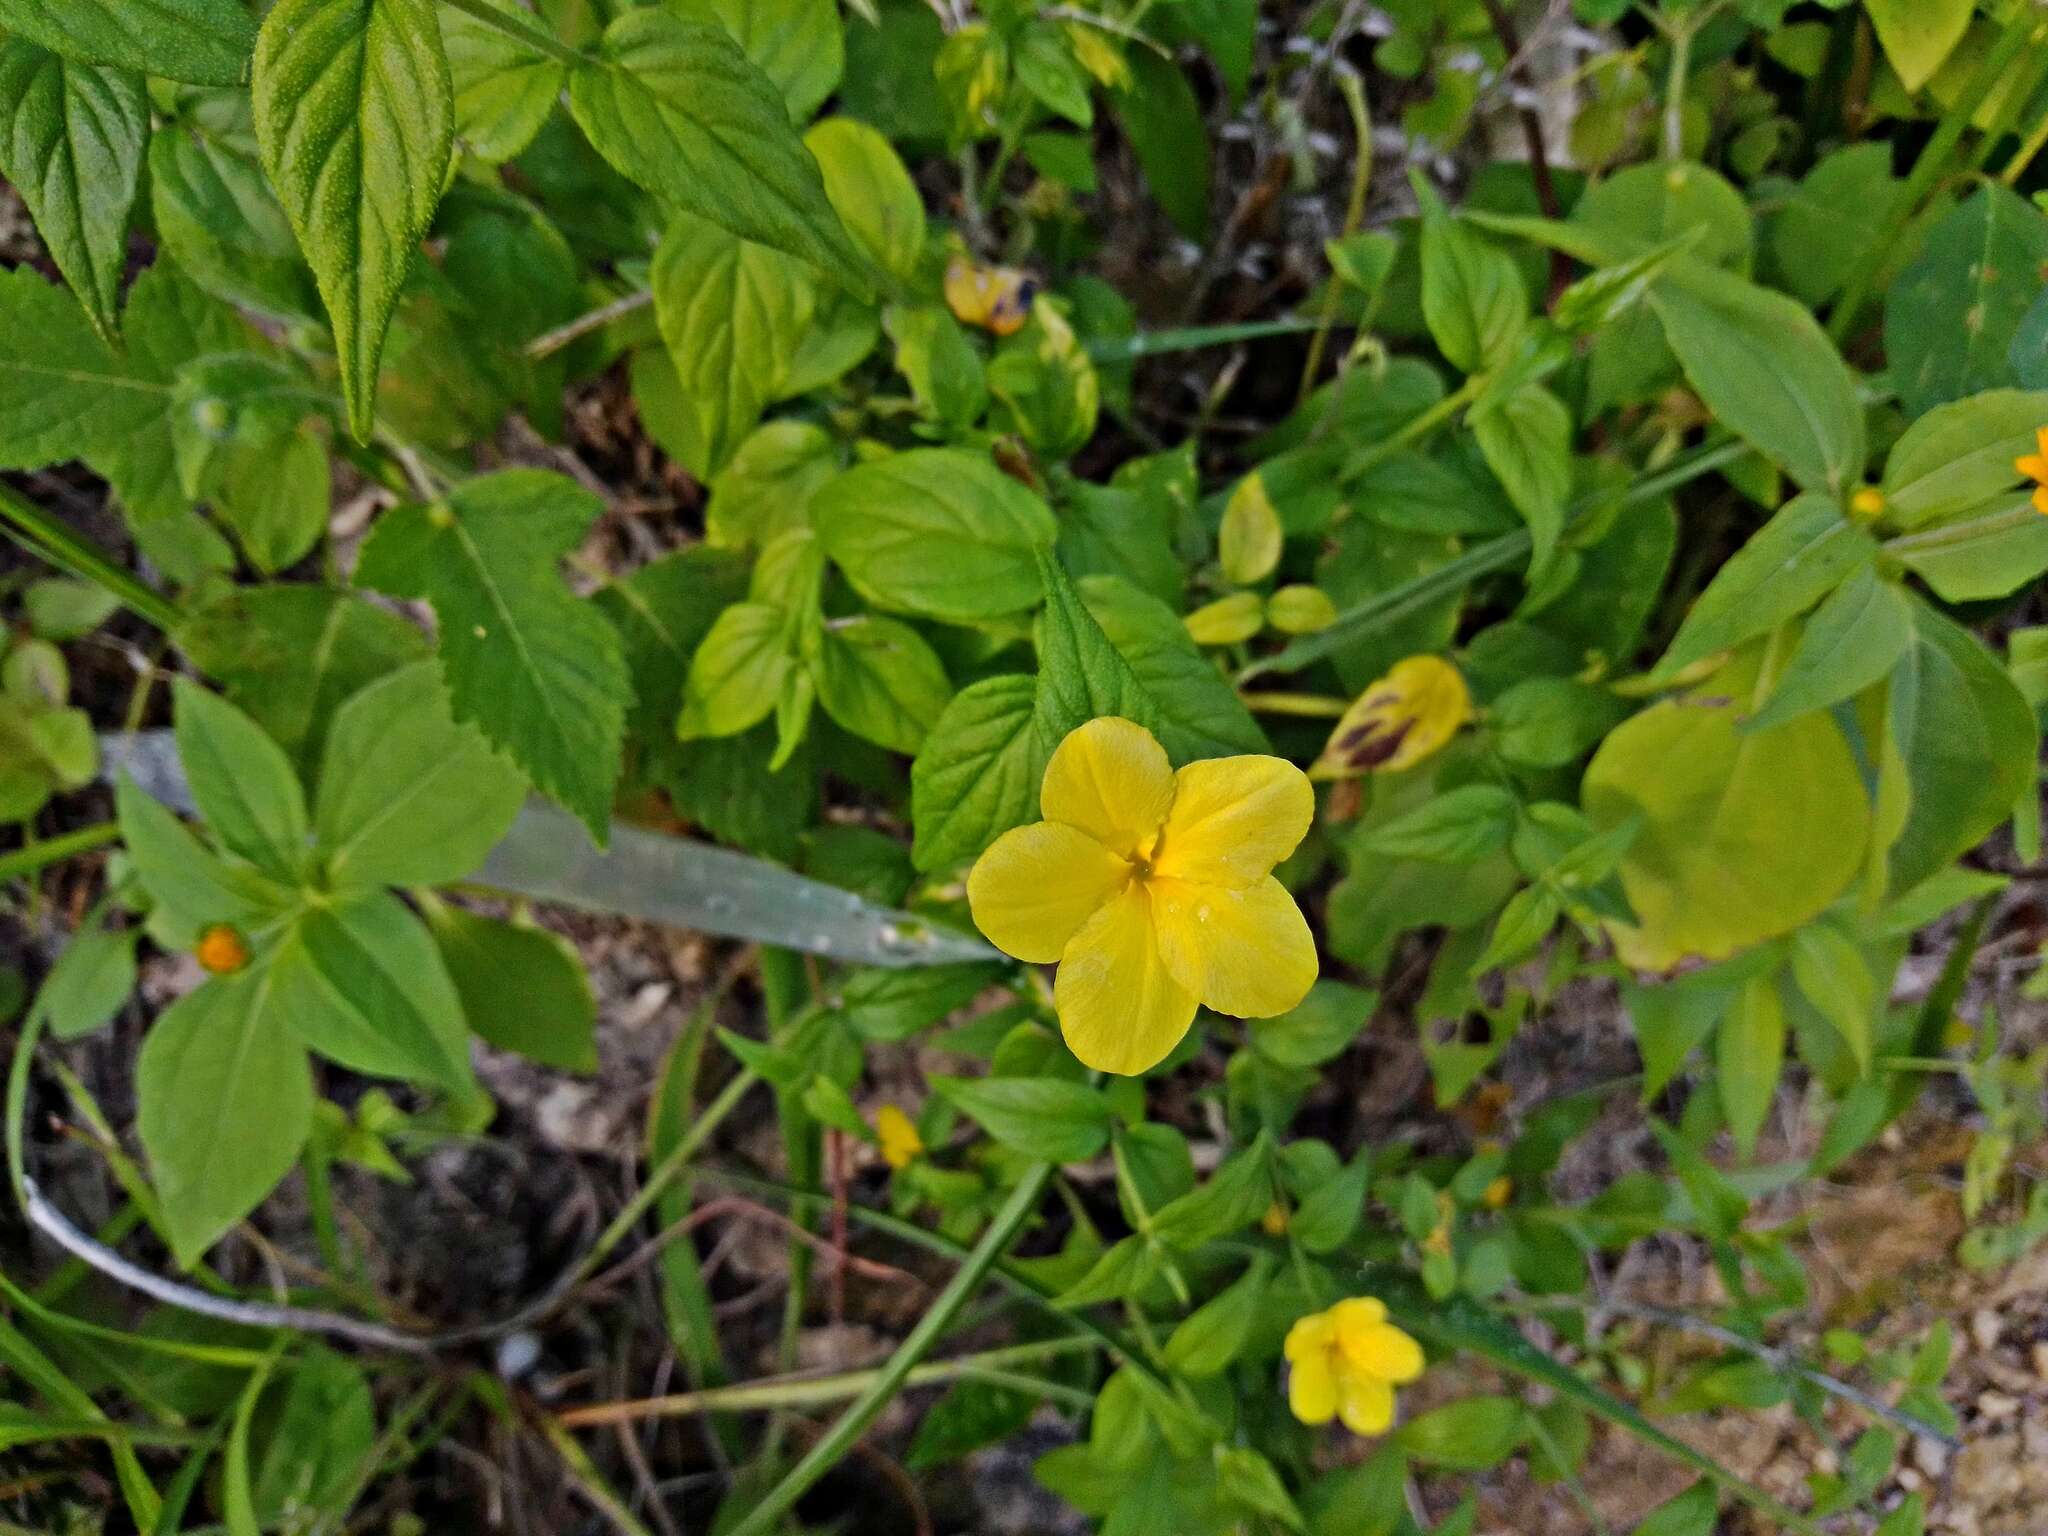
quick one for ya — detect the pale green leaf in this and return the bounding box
[805,116,925,282]
[670,0,844,122]
[813,614,951,754]
[172,679,309,882]
[443,0,565,163]
[1865,0,1973,91]
[1716,975,1785,1160]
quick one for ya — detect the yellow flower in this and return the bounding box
[2016,426,2048,515]
[1261,1200,1290,1237]
[1310,656,1472,779]
[195,923,250,975]
[945,255,1038,337]
[1482,1175,1513,1210]
[1284,1297,1425,1436]
[876,1105,923,1170]
[967,718,1318,1075]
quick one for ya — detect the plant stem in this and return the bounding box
[1296,71,1375,406]
[1342,373,1486,482]
[0,822,119,884]
[721,1161,1055,1536]
[1237,690,1350,717]
[554,1337,1098,1427]
[1827,7,2044,344]
[525,288,655,360]
[436,0,585,67]
[0,485,180,633]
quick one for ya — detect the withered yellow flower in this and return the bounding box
[875,1105,923,1170]
[944,256,1038,337]
[967,718,1317,1075]
[1310,656,1472,778]
[2016,426,2048,515]
[1284,1297,1425,1435]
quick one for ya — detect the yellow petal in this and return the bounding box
[1337,1374,1396,1436]
[1152,755,1314,887]
[968,820,1129,963]
[1039,717,1175,857]
[1329,1297,1388,1337]
[1151,875,1317,1018]
[2019,451,2048,483]
[1283,1311,1337,1362]
[2035,485,2048,516]
[1339,1323,1425,1385]
[1288,1352,1339,1426]
[875,1105,923,1170]
[1053,883,1197,1075]
[1310,655,1472,779]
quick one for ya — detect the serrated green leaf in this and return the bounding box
[0,40,147,341]
[312,661,527,889]
[910,673,1044,872]
[138,968,313,1268]
[272,888,474,1091]
[567,9,869,286]
[0,0,256,87]
[252,0,454,441]
[0,266,163,474]
[355,471,632,842]
[1077,575,1268,760]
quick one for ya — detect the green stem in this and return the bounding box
[573,1067,758,1284]
[436,0,585,67]
[1341,373,1484,481]
[1828,8,2044,344]
[722,1161,1056,1536]
[554,1337,1098,1427]
[1296,71,1375,406]
[0,485,180,633]
[0,822,119,884]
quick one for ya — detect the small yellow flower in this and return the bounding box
[195,923,250,975]
[876,1105,923,1170]
[2016,426,2048,515]
[967,718,1318,1076]
[1482,1175,1514,1210]
[1847,486,1886,520]
[945,256,1038,337]
[1310,656,1472,779]
[1284,1297,1425,1436]
[1261,1200,1290,1237]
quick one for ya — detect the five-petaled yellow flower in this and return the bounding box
[1284,1297,1425,1436]
[875,1105,923,1170]
[2016,426,2048,515]
[967,718,1318,1075]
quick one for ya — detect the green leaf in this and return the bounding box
[272,888,474,1091]
[814,449,1057,622]
[172,679,310,882]
[1655,493,1875,678]
[252,0,453,441]
[1034,549,1157,744]
[41,925,138,1040]
[1014,21,1093,128]
[1883,604,2040,894]
[670,0,844,123]
[1491,677,1630,768]
[1150,1135,1273,1248]
[312,661,527,890]
[1471,382,1570,579]
[647,210,817,478]
[839,961,1007,1042]
[1885,186,2048,418]
[178,584,429,774]
[908,1379,1039,1472]
[443,0,567,163]
[137,969,313,1267]
[1864,0,1972,90]
[149,97,319,322]
[931,1074,1112,1162]
[1078,575,1267,760]
[1631,1483,1719,1536]
[1788,921,1877,1074]
[0,266,163,474]
[1741,566,1912,734]
[1396,1397,1525,1470]
[423,903,597,1072]
[813,615,952,754]
[1418,182,1527,374]
[805,117,924,283]
[250,1349,375,1527]
[0,40,147,341]
[1768,146,1905,307]
[1291,1151,1374,1253]
[677,602,796,741]
[1218,473,1282,585]
[1583,646,1868,969]
[1250,980,1376,1069]
[355,471,632,842]
[1715,975,1784,1160]
[1359,785,1517,863]
[567,9,868,286]
[910,673,1044,873]
[1888,496,2048,603]
[0,0,256,87]
[1649,261,1865,497]
[1216,1446,1305,1533]
[1163,1259,1269,1376]
[1881,388,2048,528]
[1111,46,1209,240]
[703,420,841,549]
[115,776,294,944]
[593,546,750,745]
